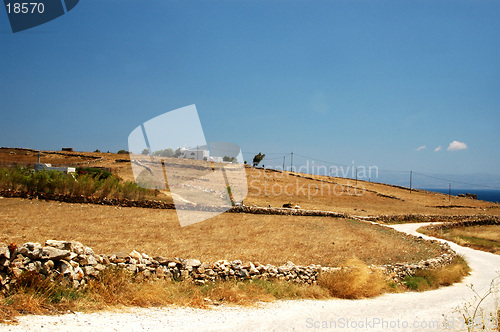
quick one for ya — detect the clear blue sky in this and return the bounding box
[1,0,499,180]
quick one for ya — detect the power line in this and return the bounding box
[242,150,500,190]
[413,172,500,190]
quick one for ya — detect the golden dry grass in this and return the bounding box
[0,198,442,266]
[2,148,499,217]
[0,267,330,323]
[243,168,500,217]
[419,225,500,255]
[318,259,388,299]
[402,255,470,291]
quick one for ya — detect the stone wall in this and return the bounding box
[423,218,500,231]
[0,237,457,293]
[362,214,500,224]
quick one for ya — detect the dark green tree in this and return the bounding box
[252,152,265,167]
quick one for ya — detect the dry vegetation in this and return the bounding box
[0,147,491,321]
[402,255,470,291]
[418,225,500,255]
[0,267,330,323]
[0,256,472,323]
[0,198,441,266]
[2,147,499,217]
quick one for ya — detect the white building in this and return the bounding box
[34,163,76,174]
[179,147,209,161]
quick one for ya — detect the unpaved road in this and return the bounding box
[2,222,499,332]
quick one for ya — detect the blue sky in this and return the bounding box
[1,0,499,185]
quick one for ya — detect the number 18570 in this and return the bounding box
[6,2,45,14]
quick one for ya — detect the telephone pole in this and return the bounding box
[283,156,286,170]
[410,170,412,193]
[290,152,293,172]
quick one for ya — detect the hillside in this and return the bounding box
[1,147,498,218]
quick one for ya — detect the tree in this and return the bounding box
[223,156,237,163]
[141,148,150,155]
[152,148,175,158]
[252,152,265,167]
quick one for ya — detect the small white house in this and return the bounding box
[34,163,76,174]
[179,147,209,161]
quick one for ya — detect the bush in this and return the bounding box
[403,255,470,292]
[318,259,387,299]
[76,167,112,180]
[0,167,155,201]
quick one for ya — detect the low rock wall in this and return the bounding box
[0,237,457,293]
[423,218,500,231]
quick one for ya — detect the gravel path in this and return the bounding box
[2,222,499,332]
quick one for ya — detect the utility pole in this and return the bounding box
[283,156,286,170]
[449,183,451,202]
[290,152,293,172]
[355,167,358,185]
[410,170,412,193]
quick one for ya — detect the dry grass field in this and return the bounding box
[419,224,500,255]
[1,147,497,266]
[2,147,498,217]
[0,147,482,321]
[0,198,442,266]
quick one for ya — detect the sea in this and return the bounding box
[420,188,500,204]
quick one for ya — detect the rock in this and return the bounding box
[73,266,84,280]
[94,264,106,272]
[41,247,71,261]
[235,269,249,279]
[83,266,97,277]
[0,257,9,268]
[180,270,190,280]
[11,267,23,278]
[84,246,94,255]
[58,260,73,275]
[0,246,10,260]
[79,255,98,266]
[45,240,85,255]
[249,266,259,275]
[153,256,169,265]
[18,243,42,260]
[129,250,142,261]
[185,259,201,268]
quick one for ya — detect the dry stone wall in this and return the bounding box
[0,237,457,293]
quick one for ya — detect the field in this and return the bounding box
[0,147,486,321]
[419,224,500,255]
[2,147,498,217]
[1,146,499,265]
[0,198,442,266]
